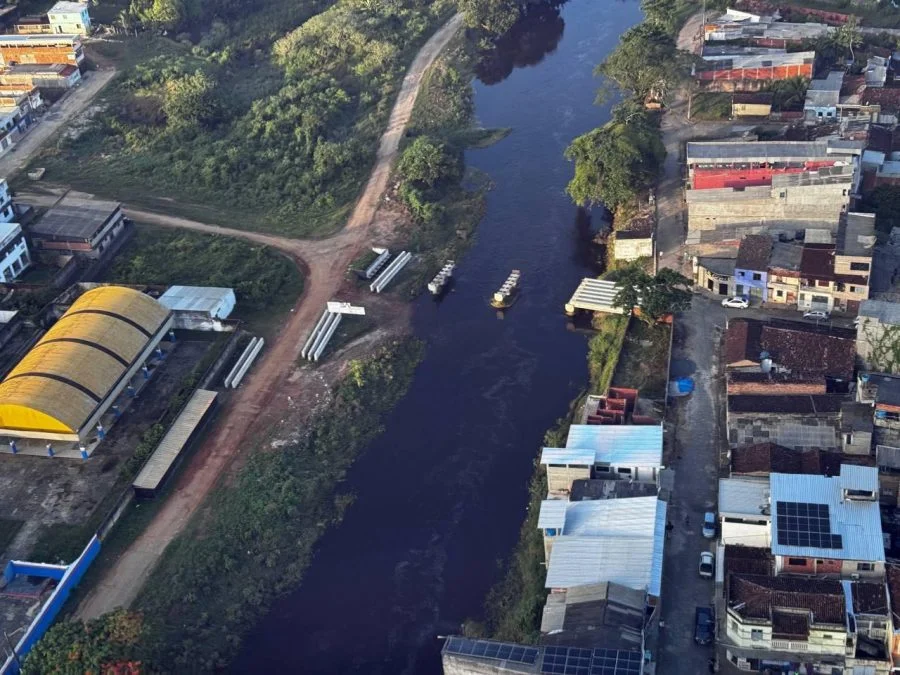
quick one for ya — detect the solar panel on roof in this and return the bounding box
[443,637,538,665]
[540,647,642,675]
[775,501,843,549]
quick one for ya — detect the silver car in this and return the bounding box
[803,310,829,320]
[702,512,716,539]
[721,295,749,309]
[699,551,714,578]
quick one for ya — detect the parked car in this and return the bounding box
[803,310,829,320]
[699,551,714,579]
[702,511,716,539]
[721,295,749,309]
[694,606,715,645]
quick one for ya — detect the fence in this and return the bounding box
[0,536,101,674]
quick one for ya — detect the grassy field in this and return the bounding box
[690,92,732,121]
[22,0,457,237]
[612,320,672,400]
[104,224,303,331]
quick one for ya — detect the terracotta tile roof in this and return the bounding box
[800,245,835,280]
[736,234,773,271]
[724,544,775,577]
[852,582,889,615]
[760,323,855,380]
[728,573,845,624]
[724,319,763,364]
[772,610,810,638]
[731,444,874,476]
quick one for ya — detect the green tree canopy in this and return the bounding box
[597,24,686,104]
[397,136,461,188]
[459,0,519,36]
[831,16,863,61]
[23,610,147,675]
[613,267,692,324]
[163,70,220,128]
[564,102,665,210]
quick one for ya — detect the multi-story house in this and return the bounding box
[798,241,836,313]
[833,212,875,313]
[734,234,772,302]
[766,241,802,305]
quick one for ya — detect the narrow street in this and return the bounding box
[658,295,727,675]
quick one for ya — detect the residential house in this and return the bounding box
[766,241,802,305]
[694,255,736,296]
[27,195,125,260]
[857,300,900,372]
[727,394,849,449]
[833,212,875,313]
[538,495,667,604]
[0,221,29,282]
[732,91,773,118]
[866,55,889,89]
[0,35,84,68]
[47,2,90,35]
[0,63,81,90]
[798,242,836,313]
[876,444,900,507]
[804,71,843,123]
[540,424,663,495]
[704,9,831,46]
[0,178,16,224]
[730,442,874,480]
[718,477,771,547]
[734,234,772,302]
[858,372,900,447]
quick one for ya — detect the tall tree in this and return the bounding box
[597,24,686,104]
[831,16,862,62]
[459,0,519,36]
[613,267,692,324]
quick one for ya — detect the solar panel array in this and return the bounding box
[541,646,643,675]
[443,637,538,665]
[775,501,842,550]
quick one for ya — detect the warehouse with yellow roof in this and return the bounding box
[0,286,172,442]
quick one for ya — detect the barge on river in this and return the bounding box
[428,261,455,295]
[490,269,521,309]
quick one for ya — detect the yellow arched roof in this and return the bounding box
[0,287,170,436]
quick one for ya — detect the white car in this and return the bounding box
[803,310,830,320]
[721,296,749,309]
[702,512,716,539]
[699,551,714,579]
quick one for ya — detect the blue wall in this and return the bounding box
[734,267,768,302]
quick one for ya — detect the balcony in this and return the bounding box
[771,639,808,651]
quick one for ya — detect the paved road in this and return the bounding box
[0,68,115,178]
[658,295,727,675]
[76,14,463,620]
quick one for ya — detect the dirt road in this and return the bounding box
[76,14,462,620]
[0,69,115,178]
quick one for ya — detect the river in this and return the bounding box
[232,1,643,672]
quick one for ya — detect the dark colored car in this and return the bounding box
[694,606,715,645]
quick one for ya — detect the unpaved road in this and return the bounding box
[0,68,115,178]
[76,14,463,619]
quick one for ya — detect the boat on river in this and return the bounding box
[428,261,455,295]
[490,269,521,309]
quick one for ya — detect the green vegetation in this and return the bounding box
[22,610,145,675]
[30,0,457,236]
[587,315,630,394]
[767,76,809,112]
[105,225,303,321]
[565,102,665,212]
[642,0,724,35]
[862,185,900,236]
[612,320,671,400]
[613,267,692,325]
[597,24,689,104]
[781,0,900,29]
[690,92,732,121]
[121,338,424,671]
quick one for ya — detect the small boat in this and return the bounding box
[428,261,455,295]
[490,269,521,309]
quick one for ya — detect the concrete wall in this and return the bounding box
[613,236,653,261]
[721,520,770,547]
[725,612,848,657]
[546,464,590,496]
[735,267,768,301]
[687,182,849,234]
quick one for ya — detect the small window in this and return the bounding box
[816,559,824,564]
[858,562,875,571]
[776,290,783,298]
[617,467,632,475]
[752,273,762,281]
[822,634,831,640]
[849,286,857,294]
[850,262,870,271]
[730,621,738,633]
[751,629,763,641]
[788,557,807,566]
[738,271,745,277]
[545,527,558,537]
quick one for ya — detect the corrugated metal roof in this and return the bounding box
[877,445,900,470]
[537,499,568,530]
[701,50,814,69]
[564,424,663,467]
[839,464,878,493]
[687,141,831,163]
[159,286,235,317]
[565,278,625,314]
[770,470,884,562]
[133,389,217,491]
[545,500,666,596]
[719,478,770,517]
[540,447,595,466]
